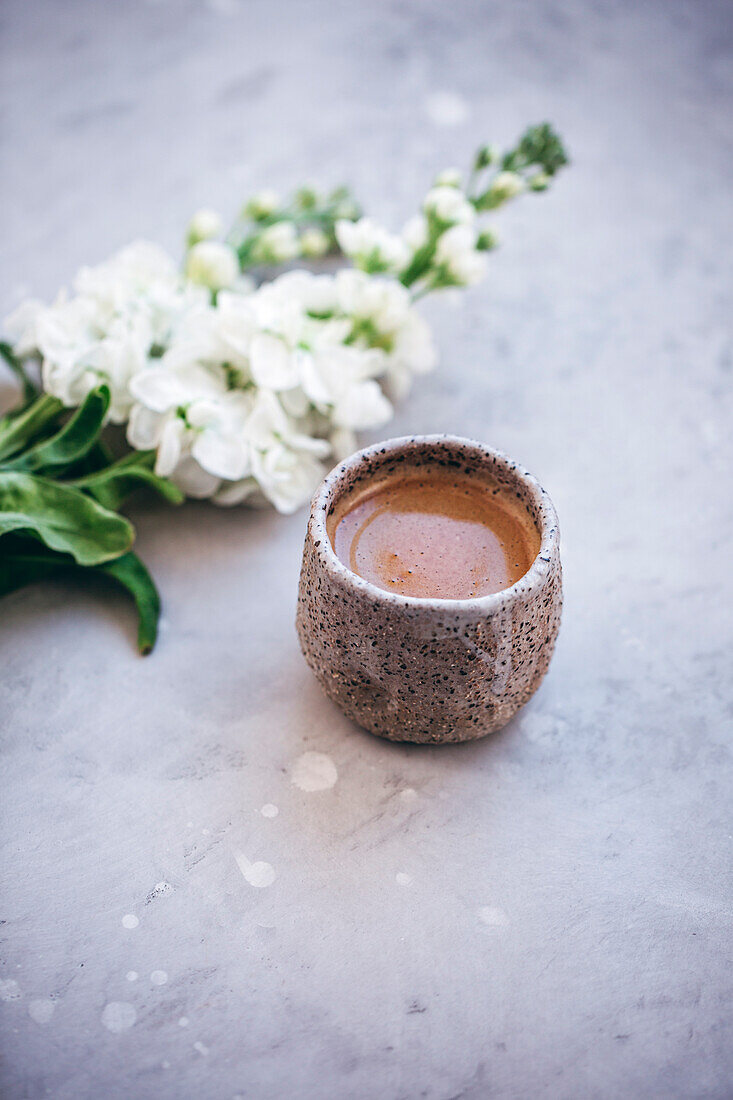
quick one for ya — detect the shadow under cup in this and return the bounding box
[296,435,563,744]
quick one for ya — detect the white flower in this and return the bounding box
[126,265,413,507]
[37,300,144,420]
[213,477,260,507]
[3,299,45,357]
[177,293,258,376]
[128,358,257,490]
[249,331,300,391]
[334,270,436,395]
[244,389,325,512]
[299,343,391,430]
[386,311,437,397]
[246,278,311,346]
[401,215,429,252]
[423,185,475,226]
[486,171,524,204]
[187,392,255,481]
[50,327,148,422]
[187,208,223,244]
[127,317,334,512]
[63,240,202,361]
[168,455,222,499]
[299,227,330,258]
[435,224,487,286]
[335,217,409,274]
[335,269,411,332]
[216,389,329,513]
[255,269,338,317]
[244,190,280,219]
[12,241,208,422]
[434,168,462,188]
[128,359,248,476]
[243,270,394,429]
[250,443,325,513]
[255,222,300,263]
[185,241,239,291]
[72,241,209,351]
[75,241,169,289]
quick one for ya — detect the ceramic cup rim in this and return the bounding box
[309,434,560,614]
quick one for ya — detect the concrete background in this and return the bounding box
[1,1,732,1097]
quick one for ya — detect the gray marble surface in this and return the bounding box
[1,1,732,1097]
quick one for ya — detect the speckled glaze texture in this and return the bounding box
[296,435,562,743]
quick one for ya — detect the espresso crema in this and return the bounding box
[327,468,540,599]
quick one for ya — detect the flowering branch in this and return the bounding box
[182,185,362,293]
[0,121,568,652]
[233,185,362,268]
[400,122,568,294]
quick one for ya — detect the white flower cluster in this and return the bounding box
[5,242,208,423]
[5,245,435,513]
[2,129,566,519]
[335,218,409,275]
[128,269,435,511]
[2,172,511,514]
[422,181,491,287]
[335,173,494,291]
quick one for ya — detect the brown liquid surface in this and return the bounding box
[328,469,539,599]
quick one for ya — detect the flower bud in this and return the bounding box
[401,214,429,252]
[186,208,223,246]
[435,225,487,286]
[529,172,550,191]
[423,186,475,226]
[185,241,239,291]
[434,168,462,188]
[243,190,280,220]
[300,227,330,258]
[295,186,318,210]
[474,144,497,170]
[329,185,361,221]
[475,170,525,210]
[335,217,409,273]
[256,221,300,262]
[476,229,499,251]
[334,199,360,221]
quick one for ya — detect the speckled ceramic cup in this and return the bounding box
[296,435,562,744]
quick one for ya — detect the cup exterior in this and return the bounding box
[296,436,562,744]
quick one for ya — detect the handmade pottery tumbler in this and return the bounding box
[296,435,562,744]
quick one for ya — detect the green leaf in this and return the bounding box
[95,552,161,655]
[0,471,134,565]
[0,393,64,462]
[0,536,67,598]
[70,450,184,509]
[63,439,115,479]
[0,341,39,408]
[0,537,161,655]
[6,385,110,474]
